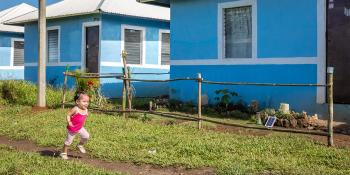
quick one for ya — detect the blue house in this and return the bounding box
[6,0,170,98]
[140,0,350,121]
[0,3,36,80]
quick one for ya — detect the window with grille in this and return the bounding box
[13,40,24,66]
[47,29,59,63]
[124,28,142,64]
[224,6,252,58]
[161,32,170,65]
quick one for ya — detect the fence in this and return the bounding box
[61,55,335,147]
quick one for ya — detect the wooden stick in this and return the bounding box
[121,50,131,117]
[327,67,334,147]
[121,68,126,118]
[197,73,202,130]
[61,66,69,109]
[127,67,132,112]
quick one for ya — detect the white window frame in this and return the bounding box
[218,0,257,60]
[10,38,24,69]
[121,24,146,65]
[47,26,61,65]
[81,21,101,71]
[158,29,170,65]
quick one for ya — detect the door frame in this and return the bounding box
[81,21,101,72]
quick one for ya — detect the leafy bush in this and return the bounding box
[0,80,73,108]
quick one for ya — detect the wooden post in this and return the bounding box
[37,0,47,107]
[61,65,69,109]
[121,50,132,116]
[121,68,126,118]
[149,101,153,111]
[327,67,334,147]
[127,66,132,112]
[197,73,202,129]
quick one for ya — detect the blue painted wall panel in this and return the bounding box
[0,32,24,66]
[100,66,170,98]
[24,15,100,63]
[25,66,80,88]
[101,14,169,63]
[0,69,24,80]
[170,64,317,112]
[170,0,318,60]
[257,0,317,58]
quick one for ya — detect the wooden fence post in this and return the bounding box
[122,68,126,118]
[327,67,334,147]
[121,50,131,117]
[127,66,132,112]
[197,73,202,129]
[61,65,69,109]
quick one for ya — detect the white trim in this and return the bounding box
[100,61,170,69]
[81,21,102,72]
[25,62,81,67]
[171,57,318,65]
[158,29,170,65]
[10,38,24,68]
[121,24,146,65]
[47,26,61,64]
[218,0,257,60]
[316,0,327,104]
[0,66,24,70]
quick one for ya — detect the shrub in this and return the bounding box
[0,80,73,108]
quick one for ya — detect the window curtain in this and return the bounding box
[224,6,252,58]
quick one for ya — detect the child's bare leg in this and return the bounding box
[63,144,69,154]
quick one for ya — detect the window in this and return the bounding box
[224,6,252,58]
[13,40,24,66]
[160,32,170,65]
[47,29,59,63]
[124,28,143,64]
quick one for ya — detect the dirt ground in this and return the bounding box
[0,136,215,175]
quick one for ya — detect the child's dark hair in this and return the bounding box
[74,92,88,101]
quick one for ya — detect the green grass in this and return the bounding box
[0,106,349,175]
[0,145,119,175]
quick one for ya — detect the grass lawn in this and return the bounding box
[0,145,119,175]
[0,105,349,175]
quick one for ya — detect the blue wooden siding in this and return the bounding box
[0,32,24,80]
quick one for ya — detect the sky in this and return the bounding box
[0,0,61,11]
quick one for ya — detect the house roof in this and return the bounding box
[137,0,170,7]
[0,3,37,33]
[5,0,170,25]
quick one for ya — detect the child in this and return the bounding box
[60,92,90,160]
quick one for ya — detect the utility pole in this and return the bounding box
[38,0,46,107]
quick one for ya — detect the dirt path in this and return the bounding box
[0,136,215,175]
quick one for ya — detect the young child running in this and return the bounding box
[60,92,90,160]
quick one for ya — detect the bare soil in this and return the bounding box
[0,136,215,175]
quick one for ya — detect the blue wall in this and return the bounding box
[24,15,100,63]
[0,32,24,80]
[100,14,170,97]
[170,0,318,60]
[170,64,318,112]
[169,0,322,115]
[24,14,170,97]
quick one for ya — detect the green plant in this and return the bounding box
[73,70,106,106]
[214,89,238,114]
[0,80,73,108]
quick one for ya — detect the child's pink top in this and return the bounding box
[67,112,87,133]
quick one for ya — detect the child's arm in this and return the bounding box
[66,107,78,127]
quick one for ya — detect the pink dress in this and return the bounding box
[67,112,87,133]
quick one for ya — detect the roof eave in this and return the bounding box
[137,0,170,7]
[4,11,101,25]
